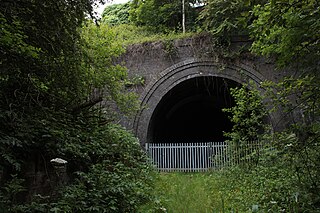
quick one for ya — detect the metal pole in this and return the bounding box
[182,0,185,34]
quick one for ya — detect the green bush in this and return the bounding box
[0,124,154,212]
[51,124,154,212]
[220,79,320,212]
[102,3,130,26]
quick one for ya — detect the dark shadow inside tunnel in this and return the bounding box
[148,76,241,143]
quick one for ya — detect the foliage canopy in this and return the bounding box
[250,0,320,67]
[102,3,131,26]
[129,0,203,32]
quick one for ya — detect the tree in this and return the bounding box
[199,0,266,41]
[250,0,320,67]
[102,2,131,26]
[129,0,202,32]
[0,0,99,174]
[0,0,150,210]
[249,1,320,207]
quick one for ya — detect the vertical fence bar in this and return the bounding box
[171,142,174,172]
[219,142,221,168]
[186,143,189,172]
[186,142,189,172]
[156,143,158,171]
[200,143,203,171]
[204,142,206,171]
[190,143,192,172]
[199,142,201,172]
[195,143,198,172]
[196,143,199,172]
[185,142,187,172]
[182,143,185,172]
[208,142,211,169]
[157,143,159,170]
[179,143,181,171]
[169,143,172,171]
[209,142,212,169]
[164,143,166,172]
[175,143,178,171]
[203,142,206,171]
[192,143,194,172]
[207,142,210,169]
[222,142,225,168]
[192,143,195,172]
[159,143,162,171]
[160,143,162,170]
[199,143,202,171]
[188,143,191,172]
[153,144,156,168]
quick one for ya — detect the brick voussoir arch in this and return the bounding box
[133,58,266,146]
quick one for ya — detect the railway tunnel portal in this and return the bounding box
[131,59,267,146]
[117,36,290,171]
[119,36,287,147]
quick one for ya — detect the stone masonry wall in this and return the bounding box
[118,34,293,146]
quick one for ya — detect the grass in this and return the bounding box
[139,163,302,213]
[139,171,249,213]
[154,173,215,212]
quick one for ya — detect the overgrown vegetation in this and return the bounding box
[129,0,202,33]
[223,85,269,168]
[111,24,195,46]
[199,0,266,43]
[1,0,319,212]
[140,170,298,212]
[0,0,152,212]
[102,3,130,26]
[221,85,320,211]
[139,173,216,212]
[141,83,319,212]
[100,0,201,45]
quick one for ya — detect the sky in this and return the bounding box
[95,0,130,17]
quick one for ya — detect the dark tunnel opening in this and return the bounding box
[148,77,241,143]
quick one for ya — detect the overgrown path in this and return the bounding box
[140,172,230,213]
[140,166,302,212]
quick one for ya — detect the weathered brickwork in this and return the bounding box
[120,35,291,146]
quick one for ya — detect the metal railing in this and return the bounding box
[146,142,228,172]
[146,141,265,172]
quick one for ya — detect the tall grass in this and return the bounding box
[139,164,300,212]
[154,173,214,212]
[139,172,240,213]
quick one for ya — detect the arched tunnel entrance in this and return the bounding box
[148,76,241,143]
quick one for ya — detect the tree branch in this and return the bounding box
[72,96,103,114]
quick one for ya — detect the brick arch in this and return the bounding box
[133,58,266,146]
